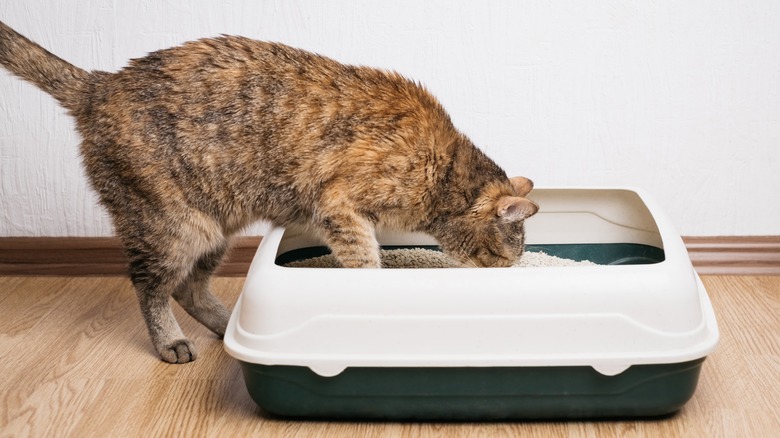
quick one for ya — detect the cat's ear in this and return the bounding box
[509,176,534,197]
[496,196,538,222]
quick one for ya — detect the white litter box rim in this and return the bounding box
[224,187,720,377]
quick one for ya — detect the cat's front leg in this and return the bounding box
[316,211,381,268]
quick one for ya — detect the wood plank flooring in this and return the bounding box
[1,276,778,437]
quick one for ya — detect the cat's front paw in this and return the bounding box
[159,339,198,364]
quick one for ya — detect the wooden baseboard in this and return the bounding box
[683,236,780,275]
[0,236,262,276]
[0,236,778,276]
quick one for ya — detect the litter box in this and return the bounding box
[224,188,719,420]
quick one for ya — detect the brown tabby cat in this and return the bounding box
[0,21,538,364]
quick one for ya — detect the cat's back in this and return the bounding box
[114,36,437,114]
[84,35,454,153]
[123,36,341,90]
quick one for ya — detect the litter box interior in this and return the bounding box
[273,188,667,267]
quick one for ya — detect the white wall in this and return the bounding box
[1,0,778,237]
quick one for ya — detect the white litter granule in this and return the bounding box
[284,248,596,268]
[513,250,596,268]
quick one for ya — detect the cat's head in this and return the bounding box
[436,176,538,267]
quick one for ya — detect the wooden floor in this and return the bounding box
[0,275,778,437]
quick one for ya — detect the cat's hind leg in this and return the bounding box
[121,212,226,364]
[171,240,232,338]
[126,244,197,363]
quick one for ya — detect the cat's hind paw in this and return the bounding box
[159,339,198,364]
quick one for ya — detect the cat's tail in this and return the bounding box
[0,21,90,112]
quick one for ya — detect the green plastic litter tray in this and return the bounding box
[224,188,719,420]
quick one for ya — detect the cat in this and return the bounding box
[0,21,538,364]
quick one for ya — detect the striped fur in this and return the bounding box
[0,21,537,363]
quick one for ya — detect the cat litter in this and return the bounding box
[283,247,597,268]
[225,188,719,420]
